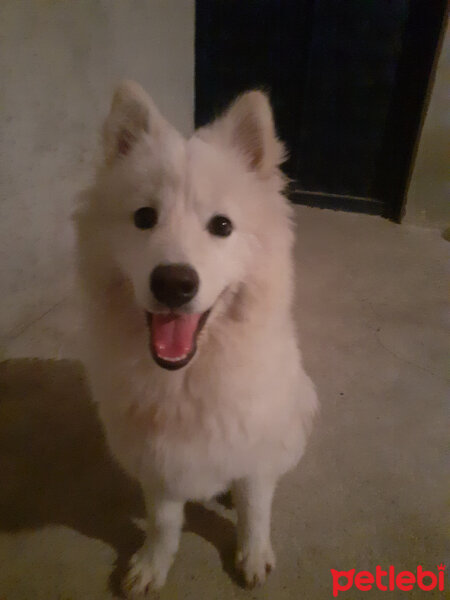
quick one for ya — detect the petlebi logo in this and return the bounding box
[331,564,446,597]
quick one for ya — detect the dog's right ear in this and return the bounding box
[102,80,163,164]
[197,91,286,179]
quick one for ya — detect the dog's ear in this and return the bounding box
[204,91,286,178]
[102,80,163,163]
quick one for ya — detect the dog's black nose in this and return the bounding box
[150,264,199,309]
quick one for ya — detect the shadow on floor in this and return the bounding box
[0,359,238,597]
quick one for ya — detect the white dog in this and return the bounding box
[74,81,317,596]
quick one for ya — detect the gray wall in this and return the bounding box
[0,0,194,339]
[405,25,450,229]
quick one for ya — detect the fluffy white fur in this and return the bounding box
[74,81,318,596]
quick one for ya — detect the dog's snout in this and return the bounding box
[150,264,199,309]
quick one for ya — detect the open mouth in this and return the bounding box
[146,310,210,370]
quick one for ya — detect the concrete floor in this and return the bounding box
[0,206,448,599]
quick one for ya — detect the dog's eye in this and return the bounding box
[133,207,158,230]
[207,215,233,237]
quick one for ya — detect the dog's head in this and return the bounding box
[83,81,292,370]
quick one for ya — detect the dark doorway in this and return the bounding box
[195,1,447,221]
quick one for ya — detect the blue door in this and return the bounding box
[195,0,446,221]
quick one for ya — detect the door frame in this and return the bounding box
[373,1,447,222]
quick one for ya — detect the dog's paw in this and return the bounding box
[123,549,168,598]
[235,543,276,588]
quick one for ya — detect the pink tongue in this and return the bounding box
[151,313,202,360]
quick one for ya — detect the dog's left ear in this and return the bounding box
[203,91,286,178]
[102,80,167,164]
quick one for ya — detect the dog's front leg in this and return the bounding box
[233,475,277,587]
[124,491,184,597]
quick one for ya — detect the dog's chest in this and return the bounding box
[99,369,281,499]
